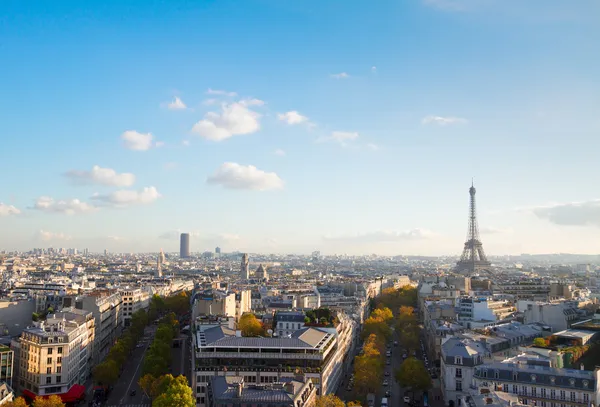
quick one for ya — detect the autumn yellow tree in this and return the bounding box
[4,397,28,407]
[395,357,431,391]
[354,334,383,394]
[32,395,66,407]
[316,394,346,407]
[238,313,265,337]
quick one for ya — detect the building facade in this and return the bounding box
[119,288,150,327]
[13,308,94,398]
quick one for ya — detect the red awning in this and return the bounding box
[22,384,86,403]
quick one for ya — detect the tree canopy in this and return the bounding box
[353,334,383,394]
[152,375,194,407]
[395,357,431,391]
[32,395,66,407]
[238,313,265,337]
[315,394,346,407]
[4,397,29,407]
[93,359,119,386]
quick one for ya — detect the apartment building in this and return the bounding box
[207,376,317,407]
[275,311,306,337]
[457,297,516,329]
[118,287,150,327]
[192,289,237,320]
[0,382,14,405]
[0,346,13,388]
[13,308,93,401]
[472,356,600,407]
[441,337,490,407]
[193,314,355,407]
[518,301,579,332]
[72,291,122,365]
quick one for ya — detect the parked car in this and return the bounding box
[386,359,391,365]
[385,390,391,397]
[383,379,389,386]
[403,396,411,403]
[385,371,390,377]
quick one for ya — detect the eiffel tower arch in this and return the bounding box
[455,182,491,274]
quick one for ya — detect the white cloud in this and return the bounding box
[91,186,161,207]
[192,103,261,141]
[422,115,468,125]
[121,130,157,151]
[366,143,380,151]
[64,165,136,187]
[330,72,350,79]
[277,111,309,125]
[206,88,237,97]
[479,226,513,234]
[219,233,241,241]
[371,66,377,73]
[324,229,436,243]
[207,162,284,191]
[318,131,359,147]
[167,96,187,110]
[531,199,600,227]
[182,140,191,147]
[32,196,96,215]
[274,149,286,156]
[239,98,265,107]
[163,162,178,170]
[37,230,72,241]
[0,203,20,216]
[107,235,125,241]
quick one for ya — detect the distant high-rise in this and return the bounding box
[215,246,221,254]
[241,253,249,280]
[456,181,491,274]
[180,233,190,258]
[157,248,165,277]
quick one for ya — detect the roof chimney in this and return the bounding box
[581,363,585,370]
[236,382,243,398]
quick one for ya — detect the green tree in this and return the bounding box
[348,401,362,407]
[533,337,547,347]
[395,357,431,391]
[400,329,419,351]
[4,397,29,407]
[315,394,346,407]
[152,375,194,407]
[143,353,169,377]
[155,325,175,344]
[93,359,119,386]
[32,395,65,407]
[238,313,265,337]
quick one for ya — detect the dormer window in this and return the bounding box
[583,380,589,388]
[455,356,463,365]
[495,370,500,379]
[550,377,556,384]
[531,374,536,382]
[569,378,575,386]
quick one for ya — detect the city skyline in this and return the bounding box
[1,0,599,255]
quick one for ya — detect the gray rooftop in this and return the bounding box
[199,326,330,349]
[211,376,303,403]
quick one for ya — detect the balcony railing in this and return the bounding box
[195,351,322,360]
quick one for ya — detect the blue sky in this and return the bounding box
[1,0,599,255]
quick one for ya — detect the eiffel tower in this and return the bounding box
[456,181,491,274]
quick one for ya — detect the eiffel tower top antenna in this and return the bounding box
[456,180,491,274]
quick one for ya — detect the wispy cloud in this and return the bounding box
[37,230,72,241]
[366,143,380,151]
[330,72,350,79]
[371,66,377,73]
[317,131,359,148]
[530,199,600,227]
[91,187,161,208]
[479,226,513,234]
[0,203,20,217]
[207,162,284,191]
[121,130,161,151]
[166,96,187,110]
[324,229,436,243]
[64,166,136,187]
[277,111,309,125]
[31,196,97,215]
[206,88,237,97]
[422,115,468,126]
[274,149,286,157]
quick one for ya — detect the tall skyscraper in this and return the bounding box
[456,181,491,274]
[180,233,190,258]
[241,253,249,280]
[215,246,221,254]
